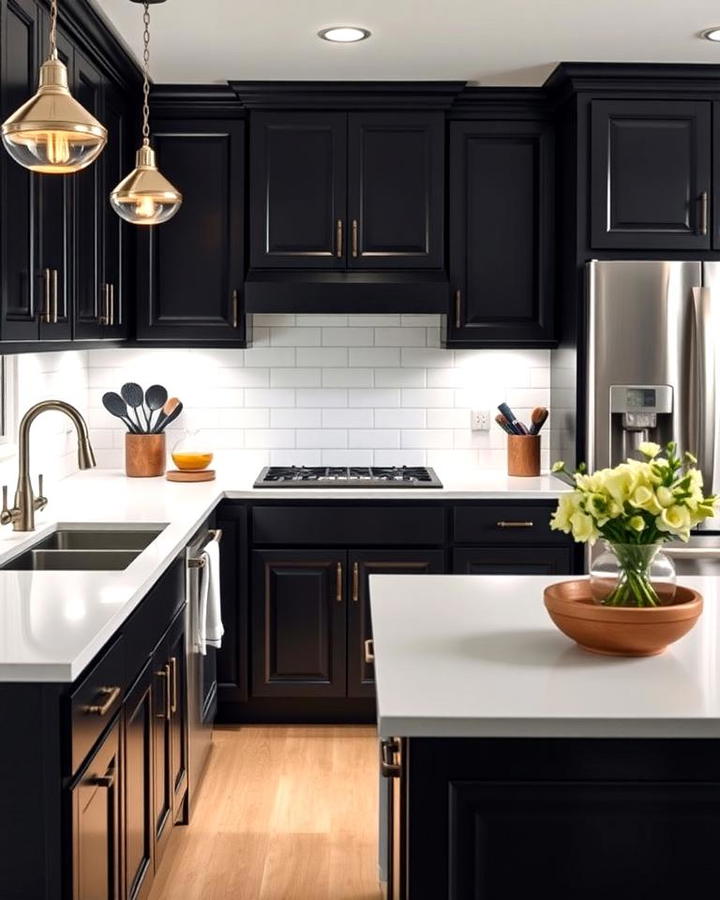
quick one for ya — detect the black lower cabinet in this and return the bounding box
[453,546,572,575]
[152,631,174,865]
[123,663,154,900]
[71,717,121,900]
[348,550,444,698]
[252,550,347,698]
[392,737,720,900]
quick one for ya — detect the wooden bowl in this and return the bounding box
[544,580,703,657]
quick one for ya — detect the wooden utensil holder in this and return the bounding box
[507,434,541,477]
[125,434,166,478]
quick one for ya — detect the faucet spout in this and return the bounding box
[5,400,97,532]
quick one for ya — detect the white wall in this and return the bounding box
[0,351,90,493]
[84,315,551,473]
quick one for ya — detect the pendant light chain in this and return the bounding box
[49,0,58,58]
[141,1,151,146]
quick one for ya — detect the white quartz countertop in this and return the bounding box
[0,466,568,683]
[370,574,720,740]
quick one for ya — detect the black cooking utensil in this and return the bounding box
[121,382,146,432]
[152,397,180,433]
[144,384,168,432]
[102,392,140,433]
[156,400,183,432]
[529,406,549,435]
[497,402,528,435]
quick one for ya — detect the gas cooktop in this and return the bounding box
[254,466,443,488]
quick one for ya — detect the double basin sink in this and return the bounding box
[0,525,166,571]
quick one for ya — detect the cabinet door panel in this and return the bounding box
[348,550,444,698]
[348,112,443,268]
[453,547,571,575]
[449,121,555,346]
[124,663,154,900]
[73,49,103,340]
[102,83,129,339]
[71,717,121,900]
[252,550,347,697]
[1,0,39,340]
[590,99,711,250]
[167,612,188,821]
[250,112,347,267]
[138,119,245,341]
[36,23,73,341]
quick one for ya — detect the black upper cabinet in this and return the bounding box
[249,110,444,271]
[590,99,712,250]
[137,118,245,342]
[348,112,443,269]
[73,49,104,340]
[448,120,555,346]
[250,112,347,268]
[102,82,129,340]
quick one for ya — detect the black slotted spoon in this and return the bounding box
[121,382,146,432]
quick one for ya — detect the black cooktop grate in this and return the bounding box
[254,466,443,488]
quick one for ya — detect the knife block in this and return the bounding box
[126,434,166,477]
[507,434,541,477]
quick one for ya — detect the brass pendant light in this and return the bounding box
[1,0,107,173]
[110,0,182,225]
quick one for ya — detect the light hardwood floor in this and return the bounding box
[149,724,383,900]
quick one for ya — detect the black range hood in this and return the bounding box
[244,270,450,315]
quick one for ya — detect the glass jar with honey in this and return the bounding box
[171,431,214,471]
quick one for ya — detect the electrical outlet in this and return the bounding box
[471,409,490,432]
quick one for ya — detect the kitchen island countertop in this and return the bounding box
[370,573,720,739]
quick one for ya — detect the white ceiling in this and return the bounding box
[92,0,720,86]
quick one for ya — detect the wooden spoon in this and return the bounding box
[152,397,180,433]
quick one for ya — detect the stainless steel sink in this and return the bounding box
[32,527,164,552]
[0,523,166,571]
[3,549,141,571]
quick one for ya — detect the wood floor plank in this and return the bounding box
[149,725,382,900]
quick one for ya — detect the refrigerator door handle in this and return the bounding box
[691,286,717,494]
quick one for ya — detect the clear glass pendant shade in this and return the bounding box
[1,56,106,173]
[110,143,182,225]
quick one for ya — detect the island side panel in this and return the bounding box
[405,736,720,900]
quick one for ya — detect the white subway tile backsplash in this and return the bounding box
[79,321,550,472]
[322,327,374,346]
[322,368,373,388]
[321,408,373,428]
[270,368,322,388]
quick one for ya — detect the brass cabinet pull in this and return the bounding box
[336,561,343,603]
[92,769,115,789]
[351,219,359,258]
[232,289,239,328]
[454,289,462,329]
[352,562,359,603]
[169,656,178,714]
[51,269,58,323]
[42,268,52,323]
[380,738,401,779]
[98,284,109,325]
[155,666,170,719]
[85,685,121,716]
[496,520,535,528]
[335,219,343,257]
[699,191,709,236]
[364,638,374,664]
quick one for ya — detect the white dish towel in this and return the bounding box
[198,539,224,655]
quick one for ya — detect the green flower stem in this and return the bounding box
[601,544,662,608]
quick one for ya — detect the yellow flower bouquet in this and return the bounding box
[551,442,717,607]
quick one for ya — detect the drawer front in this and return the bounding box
[453,504,564,545]
[70,635,125,775]
[252,506,446,546]
[453,547,572,575]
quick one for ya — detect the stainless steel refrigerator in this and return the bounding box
[586,260,720,574]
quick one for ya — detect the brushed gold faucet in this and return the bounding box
[1,400,96,532]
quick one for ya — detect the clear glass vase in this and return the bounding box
[590,541,677,607]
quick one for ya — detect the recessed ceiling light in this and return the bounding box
[701,27,720,41]
[318,26,371,43]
